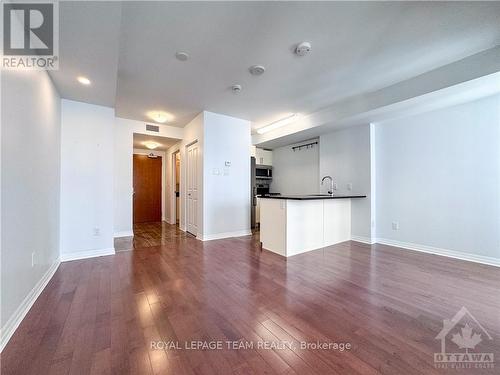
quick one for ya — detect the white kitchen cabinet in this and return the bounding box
[260,197,353,257]
[255,148,272,165]
[256,197,260,224]
[250,145,256,158]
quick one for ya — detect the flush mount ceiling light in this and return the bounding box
[146,110,174,124]
[77,76,91,85]
[257,114,299,134]
[175,51,189,61]
[249,65,265,76]
[143,141,161,150]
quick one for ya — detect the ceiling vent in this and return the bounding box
[146,124,160,132]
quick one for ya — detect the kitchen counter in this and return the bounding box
[260,195,366,257]
[260,194,366,200]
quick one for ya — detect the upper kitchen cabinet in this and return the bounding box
[256,148,273,166]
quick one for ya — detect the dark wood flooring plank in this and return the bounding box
[2,222,499,375]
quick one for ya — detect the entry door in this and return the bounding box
[186,142,198,236]
[133,154,162,223]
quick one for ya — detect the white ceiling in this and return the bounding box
[50,2,500,130]
[133,133,178,151]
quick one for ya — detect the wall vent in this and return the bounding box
[146,124,160,132]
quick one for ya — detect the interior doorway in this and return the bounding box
[186,141,199,236]
[133,154,162,223]
[132,133,178,224]
[173,151,181,226]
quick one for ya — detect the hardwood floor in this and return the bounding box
[2,222,499,374]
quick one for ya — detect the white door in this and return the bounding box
[186,142,198,236]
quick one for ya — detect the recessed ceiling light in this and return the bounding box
[146,110,174,124]
[143,141,161,150]
[175,51,189,61]
[257,114,299,134]
[77,76,91,85]
[249,65,265,76]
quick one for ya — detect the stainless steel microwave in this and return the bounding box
[256,165,272,179]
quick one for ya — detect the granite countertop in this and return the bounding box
[259,194,366,200]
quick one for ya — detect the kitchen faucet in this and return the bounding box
[321,176,334,195]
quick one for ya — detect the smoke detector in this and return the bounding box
[231,84,242,93]
[295,42,311,56]
[249,65,265,76]
[175,51,189,61]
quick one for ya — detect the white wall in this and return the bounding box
[60,100,115,260]
[165,111,251,240]
[320,125,372,240]
[270,139,319,195]
[203,111,251,239]
[375,95,500,262]
[1,70,61,349]
[133,148,167,221]
[114,117,183,237]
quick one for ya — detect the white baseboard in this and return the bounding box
[201,229,252,242]
[114,231,133,238]
[60,247,116,262]
[351,235,376,245]
[375,238,500,268]
[1,260,60,352]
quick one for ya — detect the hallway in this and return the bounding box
[114,222,191,252]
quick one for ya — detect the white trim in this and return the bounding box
[1,260,60,352]
[201,230,252,241]
[60,247,115,262]
[375,238,500,268]
[114,231,133,238]
[351,235,376,245]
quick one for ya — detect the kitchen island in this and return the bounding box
[259,195,366,257]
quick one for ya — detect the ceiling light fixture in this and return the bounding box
[249,65,265,76]
[77,76,91,85]
[175,51,189,61]
[146,110,174,124]
[143,141,161,150]
[257,114,299,134]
